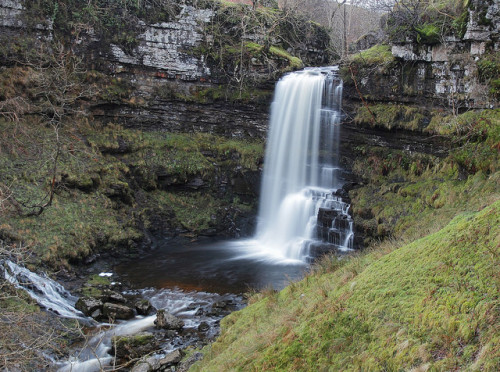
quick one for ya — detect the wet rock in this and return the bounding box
[213,301,227,309]
[158,349,184,369]
[177,352,203,372]
[131,356,160,372]
[103,302,135,320]
[207,307,223,316]
[198,321,210,332]
[164,330,177,339]
[90,308,102,320]
[111,332,157,361]
[194,308,204,316]
[75,296,103,316]
[333,188,349,200]
[100,290,126,303]
[135,299,154,315]
[154,309,184,330]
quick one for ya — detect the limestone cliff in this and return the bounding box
[342,0,499,117]
[0,0,330,138]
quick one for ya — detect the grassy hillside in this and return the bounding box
[191,198,499,371]
[0,118,263,269]
[191,108,500,371]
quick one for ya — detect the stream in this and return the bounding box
[4,66,352,371]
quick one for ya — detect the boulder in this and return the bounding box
[158,349,184,369]
[75,296,103,316]
[103,302,135,320]
[135,299,154,315]
[111,332,157,361]
[213,301,227,309]
[131,356,160,372]
[154,309,184,330]
[198,321,210,332]
[101,290,127,304]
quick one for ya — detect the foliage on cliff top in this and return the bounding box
[197,0,328,90]
[350,44,394,66]
[192,196,499,371]
[385,0,470,43]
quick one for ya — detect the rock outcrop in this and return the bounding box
[343,0,499,112]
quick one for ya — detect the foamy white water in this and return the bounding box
[3,260,85,319]
[253,67,351,261]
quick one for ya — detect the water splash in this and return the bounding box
[252,67,353,262]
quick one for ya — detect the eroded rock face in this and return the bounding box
[91,97,270,139]
[108,5,213,81]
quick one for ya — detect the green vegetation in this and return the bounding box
[193,199,499,371]
[342,44,395,84]
[153,82,273,104]
[197,0,329,90]
[386,0,470,43]
[415,23,441,44]
[354,103,426,131]
[191,108,499,370]
[427,109,500,174]
[0,118,263,268]
[268,46,303,70]
[351,109,499,243]
[477,53,500,99]
[351,44,394,66]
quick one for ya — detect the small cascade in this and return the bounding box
[2,260,84,319]
[57,288,243,372]
[254,67,354,262]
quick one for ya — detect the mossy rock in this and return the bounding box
[111,332,158,360]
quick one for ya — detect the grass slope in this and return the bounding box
[192,200,500,371]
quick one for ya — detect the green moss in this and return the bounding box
[351,44,394,66]
[192,199,500,371]
[268,46,303,69]
[112,333,155,350]
[415,23,441,44]
[87,274,111,286]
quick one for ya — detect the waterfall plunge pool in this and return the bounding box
[114,238,308,294]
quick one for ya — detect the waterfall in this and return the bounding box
[254,67,353,261]
[2,260,85,319]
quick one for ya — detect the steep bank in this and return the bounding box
[192,197,499,371]
[0,119,263,268]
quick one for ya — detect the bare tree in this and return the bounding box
[0,42,98,217]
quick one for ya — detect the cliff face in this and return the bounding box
[0,0,330,138]
[342,0,499,114]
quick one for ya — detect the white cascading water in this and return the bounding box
[254,67,353,261]
[2,260,85,319]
